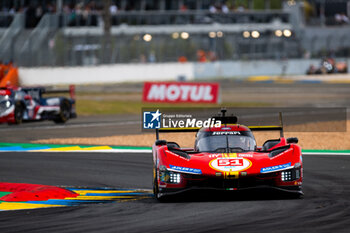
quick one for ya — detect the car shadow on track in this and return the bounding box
[146,189,303,203]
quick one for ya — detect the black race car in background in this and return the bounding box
[0,85,76,124]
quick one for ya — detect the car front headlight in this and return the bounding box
[160,170,181,184]
[281,170,292,181]
[281,168,301,182]
[169,172,181,184]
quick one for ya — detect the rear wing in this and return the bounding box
[21,85,75,100]
[248,126,284,137]
[43,85,76,100]
[246,112,284,138]
[156,127,200,140]
[155,111,284,140]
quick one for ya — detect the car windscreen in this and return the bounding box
[196,132,256,152]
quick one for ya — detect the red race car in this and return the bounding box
[152,110,303,200]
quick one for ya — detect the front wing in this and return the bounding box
[157,168,303,198]
[155,148,303,198]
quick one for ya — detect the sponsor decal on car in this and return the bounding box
[260,162,292,173]
[143,82,220,103]
[212,131,241,135]
[209,153,222,158]
[237,153,253,158]
[210,157,252,172]
[169,165,202,174]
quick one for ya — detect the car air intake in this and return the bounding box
[167,148,190,159]
[269,145,290,158]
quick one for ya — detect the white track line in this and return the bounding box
[0,121,140,131]
[303,152,350,156]
[1,149,350,155]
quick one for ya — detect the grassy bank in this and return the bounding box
[76,99,270,115]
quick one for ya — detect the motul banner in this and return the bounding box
[143,82,220,103]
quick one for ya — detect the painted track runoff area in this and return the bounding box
[1,142,350,156]
[0,151,349,233]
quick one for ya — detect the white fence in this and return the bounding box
[193,59,325,79]
[19,63,193,85]
[19,59,350,85]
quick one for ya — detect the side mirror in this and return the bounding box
[167,142,180,149]
[155,140,167,146]
[287,137,298,144]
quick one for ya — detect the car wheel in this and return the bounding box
[13,102,23,124]
[54,100,70,124]
[153,165,160,199]
[153,164,169,202]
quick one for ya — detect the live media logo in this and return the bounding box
[143,109,161,129]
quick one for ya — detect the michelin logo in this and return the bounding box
[143,109,161,129]
[260,162,292,173]
[169,165,202,174]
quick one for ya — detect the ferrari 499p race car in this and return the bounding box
[152,110,303,200]
[0,85,76,124]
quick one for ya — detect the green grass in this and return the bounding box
[0,192,11,198]
[45,92,272,116]
[76,99,271,116]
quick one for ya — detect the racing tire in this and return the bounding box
[153,165,160,199]
[54,100,70,124]
[153,164,168,202]
[13,102,24,124]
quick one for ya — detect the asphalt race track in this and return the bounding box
[1,81,350,143]
[0,107,347,143]
[0,81,349,232]
[0,115,141,143]
[0,152,349,233]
